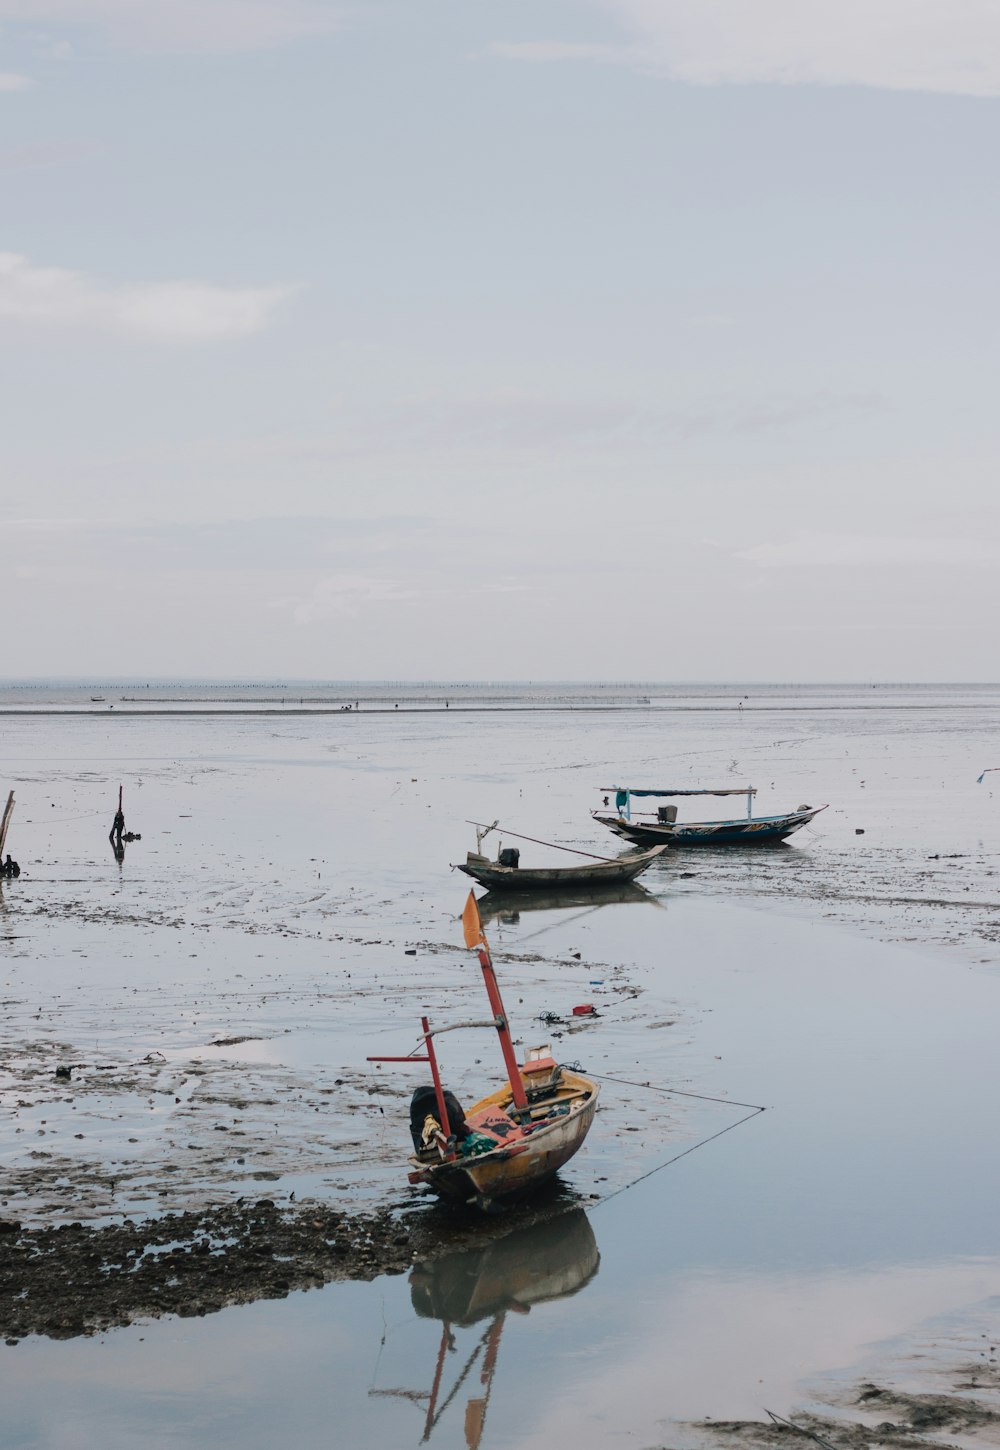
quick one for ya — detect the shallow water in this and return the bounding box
[2,683,1000,1446]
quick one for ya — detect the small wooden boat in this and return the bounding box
[455,818,670,892]
[408,1060,599,1207]
[368,893,599,1210]
[594,785,828,847]
[458,842,668,891]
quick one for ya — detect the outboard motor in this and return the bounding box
[657,805,678,824]
[409,1085,470,1150]
[498,847,520,868]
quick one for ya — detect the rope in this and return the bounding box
[12,813,107,828]
[465,821,615,863]
[588,1070,767,1112]
[593,1105,766,1208]
[574,1068,767,1206]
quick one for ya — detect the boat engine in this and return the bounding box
[409,1086,470,1150]
[498,847,520,868]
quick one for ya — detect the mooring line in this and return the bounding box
[592,1104,766,1207]
[588,1069,767,1113]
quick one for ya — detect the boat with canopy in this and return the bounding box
[593,786,827,846]
[368,892,599,1210]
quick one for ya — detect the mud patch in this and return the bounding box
[0,1188,581,1344]
[686,1366,1000,1450]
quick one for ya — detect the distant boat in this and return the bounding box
[458,842,668,892]
[90,696,105,702]
[369,893,599,1210]
[594,786,828,846]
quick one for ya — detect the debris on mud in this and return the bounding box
[685,1368,1000,1450]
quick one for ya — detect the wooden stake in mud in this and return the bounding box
[462,892,528,1114]
[110,784,125,850]
[0,791,14,860]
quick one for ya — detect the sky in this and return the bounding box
[3,0,1000,681]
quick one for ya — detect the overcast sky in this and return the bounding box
[4,0,1000,681]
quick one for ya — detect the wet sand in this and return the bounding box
[2,683,1000,1447]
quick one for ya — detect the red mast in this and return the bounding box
[463,893,528,1114]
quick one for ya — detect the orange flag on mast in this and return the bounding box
[462,891,487,951]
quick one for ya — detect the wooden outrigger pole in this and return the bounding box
[369,1016,455,1151]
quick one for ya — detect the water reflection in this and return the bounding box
[373,1209,600,1446]
[476,879,660,926]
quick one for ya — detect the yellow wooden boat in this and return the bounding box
[370,892,600,1211]
[408,1058,599,1208]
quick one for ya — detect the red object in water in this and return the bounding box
[572,1003,595,1016]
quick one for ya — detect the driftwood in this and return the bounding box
[0,791,13,859]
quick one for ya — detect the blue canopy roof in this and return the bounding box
[602,786,756,797]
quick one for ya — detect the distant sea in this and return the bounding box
[1,680,998,714]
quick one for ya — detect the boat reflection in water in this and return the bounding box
[475,878,661,928]
[372,1208,600,1446]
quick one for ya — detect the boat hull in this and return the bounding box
[457,843,669,892]
[411,1070,599,1208]
[593,805,827,847]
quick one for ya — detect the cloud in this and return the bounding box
[487,41,623,66]
[733,533,1000,567]
[0,0,342,53]
[275,574,417,624]
[493,0,1000,97]
[0,516,436,589]
[276,569,531,624]
[0,252,296,341]
[0,71,33,90]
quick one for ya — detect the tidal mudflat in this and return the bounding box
[2,683,1000,1448]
